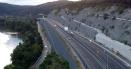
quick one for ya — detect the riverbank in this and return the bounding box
[0,17,43,69]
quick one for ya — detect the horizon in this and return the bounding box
[0,0,80,6]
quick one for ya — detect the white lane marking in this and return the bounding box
[74,31,131,68]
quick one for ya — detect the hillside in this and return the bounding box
[0,3,31,16]
[0,0,131,46]
[0,1,71,16]
[48,1,131,46]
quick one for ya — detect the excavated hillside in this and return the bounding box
[48,1,131,46]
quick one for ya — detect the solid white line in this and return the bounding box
[74,31,131,68]
[44,17,131,68]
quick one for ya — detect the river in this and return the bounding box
[0,32,22,69]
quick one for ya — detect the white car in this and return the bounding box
[44,45,48,48]
[89,39,92,42]
[70,31,74,34]
[64,27,68,31]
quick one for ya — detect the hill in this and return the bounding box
[0,3,31,16]
[48,0,131,46]
[0,1,72,16]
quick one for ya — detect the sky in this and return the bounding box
[0,0,80,5]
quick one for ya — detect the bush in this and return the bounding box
[103,13,109,20]
[39,53,69,69]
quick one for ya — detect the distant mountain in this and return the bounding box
[0,3,31,16]
[0,0,130,17]
[0,1,72,16]
[32,1,72,15]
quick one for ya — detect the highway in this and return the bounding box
[39,20,77,69]
[39,18,131,69]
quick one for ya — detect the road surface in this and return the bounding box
[39,19,78,69]
[39,18,131,69]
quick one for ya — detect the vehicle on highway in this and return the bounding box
[64,26,68,31]
[70,31,74,34]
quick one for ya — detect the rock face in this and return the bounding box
[48,4,131,46]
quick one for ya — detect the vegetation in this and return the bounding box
[53,9,61,16]
[110,25,115,30]
[0,1,71,16]
[1,16,70,69]
[103,13,109,20]
[64,0,131,14]
[39,53,69,69]
[125,30,130,35]
[81,19,86,23]
[0,16,43,69]
[116,5,127,14]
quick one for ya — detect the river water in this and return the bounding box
[0,32,22,69]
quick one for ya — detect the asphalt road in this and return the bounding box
[39,18,131,69]
[39,20,77,69]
